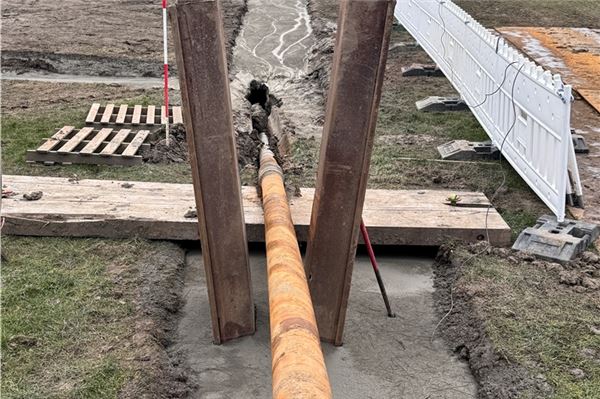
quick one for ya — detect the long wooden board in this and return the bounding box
[1,175,511,246]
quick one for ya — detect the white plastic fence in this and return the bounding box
[395,0,577,221]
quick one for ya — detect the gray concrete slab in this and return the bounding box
[171,249,476,398]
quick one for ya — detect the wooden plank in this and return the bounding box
[170,0,254,343]
[173,106,183,124]
[86,103,101,123]
[161,106,168,125]
[115,104,128,124]
[1,176,511,245]
[57,127,94,154]
[100,129,130,155]
[146,105,156,125]
[131,105,143,124]
[100,104,115,124]
[304,0,395,345]
[122,130,150,157]
[36,126,75,153]
[80,128,114,154]
[25,151,143,166]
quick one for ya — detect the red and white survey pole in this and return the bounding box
[162,0,170,145]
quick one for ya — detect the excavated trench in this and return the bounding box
[164,0,478,398]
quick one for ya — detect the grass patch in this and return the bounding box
[0,237,154,398]
[456,251,600,398]
[1,99,192,184]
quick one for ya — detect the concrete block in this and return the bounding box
[437,140,500,161]
[572,134,589,154]
[401,63,444,77]
[513,215,600,263]
[416,96,469,112]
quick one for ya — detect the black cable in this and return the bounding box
[437,1,517,110]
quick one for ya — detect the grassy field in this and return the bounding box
[1,237,136,398]
[1,237,185,398]
[453,248,600,399]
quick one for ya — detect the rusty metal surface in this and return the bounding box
[170,0,254,344]
[304,0,396,345]
[259,139,332,399]
[498,27,600,113]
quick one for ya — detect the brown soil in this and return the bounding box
[0,80,154,115]
[1,0,247,76]
[434,243,600,399]
[141,125,189,164]
[105,241,192,398]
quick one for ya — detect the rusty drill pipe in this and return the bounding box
[258,134,332,399]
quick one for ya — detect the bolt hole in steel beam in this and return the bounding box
[169,0,255,344]
[305,0,396,346]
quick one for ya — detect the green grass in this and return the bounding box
[1,99,192,184]
[457,251,600,399]
[0,237,152,398]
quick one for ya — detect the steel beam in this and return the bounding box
[170,0,254,343]
[304,0,395,345]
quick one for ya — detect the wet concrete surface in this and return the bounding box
[171,249,477,398]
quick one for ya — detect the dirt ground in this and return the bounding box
[1,0,246,76]
[2,0,600,398]
[435,244,600,399]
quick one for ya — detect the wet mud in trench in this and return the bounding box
[230,0,326,145]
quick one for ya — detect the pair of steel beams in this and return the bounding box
[170,0,394,345]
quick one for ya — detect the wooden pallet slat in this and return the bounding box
[115,104,128,124]
[173,106,183,124]
[100,129,131,155]
[122,130,150,157]
[85,103,182,126]
[161,106,168,125]
[36,126,75,153]
[101,104,115,124]
[26,151,143,166]
[80,128,114,154]
[57,127,94,154]
[146,105,156,125]
[132,105,143,124]
[85,103,101,124]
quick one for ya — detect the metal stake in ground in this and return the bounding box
[360,220,395,318]
[304,0,396,345]
[162,0,170,146]
[169,0,255,343]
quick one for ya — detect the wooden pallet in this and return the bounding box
[1,175,512,246]
[85,103,184,126]
[26,126,151,166]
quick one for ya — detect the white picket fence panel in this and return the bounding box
[394,0,575,221]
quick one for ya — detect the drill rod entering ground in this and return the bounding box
[258,133,332,399]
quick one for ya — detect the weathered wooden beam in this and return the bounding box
[304,0,396,345]
[169,0,254,343]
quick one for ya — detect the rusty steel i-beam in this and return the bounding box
[170,0,255,343]
[305,0,396,345]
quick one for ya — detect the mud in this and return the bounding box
[433,243,600,399]
[111,241,191,398]
[1,0,247,76]
[434,245,542,399]
[141,125,188,164]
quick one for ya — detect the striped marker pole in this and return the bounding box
[162,0,170,145]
